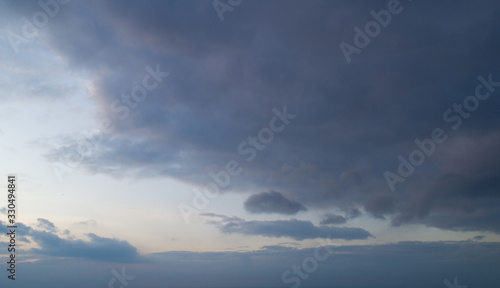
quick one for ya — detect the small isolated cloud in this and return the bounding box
[244,191,307,215]
[221,219,371,240]
[0,207,6,215]
[200,213,244,224]
[320,213,347,225]
[37,218,58,232]
[320,208,362,225]
[75,219,97,226]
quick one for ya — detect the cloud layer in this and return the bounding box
[202,213,371,240]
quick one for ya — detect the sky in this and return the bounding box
[0,0,500,287]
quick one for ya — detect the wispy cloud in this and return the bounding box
[202,214,372,240]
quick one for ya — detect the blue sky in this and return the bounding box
[1,0,500,287]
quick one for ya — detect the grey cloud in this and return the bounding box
[209,216,372,241]
[320,214,347,225]
[75,219,97,226]
[244,191,307,215]
[390,133,500,232]
[346,208,362,219]
[0,220,140,262]
[28,229,140,262]
[23,0,500,234]
[37,218,58,232]
[260,245,295,251]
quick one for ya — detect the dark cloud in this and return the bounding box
[0,220,140,262]
[320,213,347,225]
[204,214,371,240]
[29,231,140,262]
[320,208,362,225]
[390,132,500,232]
[0,221,31,235]
[244,190,307,215]
[23,0,500,234]
[2,1,500,287]
[471,235,485,241]
[346,208,362,219]
[220,219,372,240]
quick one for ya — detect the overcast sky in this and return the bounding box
[1,0,500,287]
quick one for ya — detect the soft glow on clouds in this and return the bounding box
[0,0,499,287]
